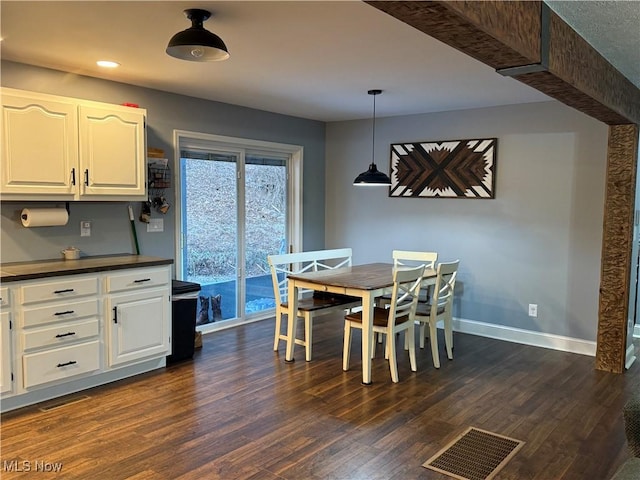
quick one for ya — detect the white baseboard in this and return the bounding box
[626,344,637,370]
[452,317,597,357]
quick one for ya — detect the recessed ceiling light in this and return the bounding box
[96,60,120,68]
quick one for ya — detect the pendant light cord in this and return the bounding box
[371,93,376,167]
[368,89,382,166]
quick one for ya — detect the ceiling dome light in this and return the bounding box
[166,9,230,62]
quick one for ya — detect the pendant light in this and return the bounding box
[353,89,392,186]
[166,9,230,62]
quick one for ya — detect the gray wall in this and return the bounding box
[1,61,611,344]
[325,102,608,341]
[1,61,326,265]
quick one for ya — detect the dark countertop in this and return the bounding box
[0,254,174,282]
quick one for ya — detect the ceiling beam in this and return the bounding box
[366,0,640,125]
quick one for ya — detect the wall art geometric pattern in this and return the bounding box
[389,138,497,198]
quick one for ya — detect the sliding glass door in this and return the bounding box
[176,132,301,329]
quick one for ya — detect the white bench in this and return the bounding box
[268,248,360,361]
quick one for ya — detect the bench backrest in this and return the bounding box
[267,248,353,304]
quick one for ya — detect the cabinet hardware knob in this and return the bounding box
[55,332,76,338]
[133,278,151,283]
[56,361,77,368]
[54,310,75,316]
[53,288,75,294]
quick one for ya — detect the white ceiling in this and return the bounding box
[1,1,639,122]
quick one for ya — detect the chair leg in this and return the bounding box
[273,311,283,351]
[373,332,378,359]
[402,330,408,351]
[407,325,417,372]
[419,322,426,349]
[304,314,313,362]
[343,322,352,371]
[429,320,440,368]
[387,329,399,383]
[444,315,453,360]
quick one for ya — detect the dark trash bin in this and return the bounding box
[168,280,201,364]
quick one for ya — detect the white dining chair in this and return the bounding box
[376,250,437,344]
[414,260,459,369]
[267,249,359,362]
[343,264,425,383]
[378,250,437,305]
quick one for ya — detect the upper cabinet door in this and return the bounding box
[1,93,78,196]
[79,105,146,198]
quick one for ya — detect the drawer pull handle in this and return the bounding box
[56,361,77,368]
[53,288,75,294]
[55,332,76,338]
[54,310,75,316]
[84,169,89,186]
[71,167,76,186]
[133,278,152,283]
[113,306,118,323]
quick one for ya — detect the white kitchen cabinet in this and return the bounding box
[105,267,171,367]
[1,87,147,201]
[0,257,172,412]
[78,104,146,198]
[106,288,170,367]
[1,287,14,395]
[0,92,78,196]
[1,312,13,395]
[18,275,101,389]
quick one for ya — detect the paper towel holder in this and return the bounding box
[20,202,70,222]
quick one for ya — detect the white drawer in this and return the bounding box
[105,267,169,293]
[22,340,100,389]
[0,287,9,307]
[22,319,99,351]
[20,277,98,304]
[22,298,99,328]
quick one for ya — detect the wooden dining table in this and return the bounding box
[286,262,437,384]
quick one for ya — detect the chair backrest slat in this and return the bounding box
[268,248,353,303]
[387,265,425,327]
[392,250,437,269]
[433,260,459,311]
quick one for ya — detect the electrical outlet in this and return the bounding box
[80,220,91,237]
[528,303,538,317]
[147,218,164,233]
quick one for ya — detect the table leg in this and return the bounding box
[285,280,298,362]
[361,291,373,384]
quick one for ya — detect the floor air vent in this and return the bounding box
[423,427,524,480]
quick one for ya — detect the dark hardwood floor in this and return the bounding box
[1,314,639,479]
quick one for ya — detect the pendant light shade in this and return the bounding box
[354,89,391,186]
[166,9,230,62]
[353,163,392,185]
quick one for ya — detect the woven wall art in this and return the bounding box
[389,138,497,198]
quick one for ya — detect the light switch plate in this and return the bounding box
[80,220,91,237]
[147,218,164,233]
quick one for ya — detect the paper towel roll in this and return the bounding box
[21,208,69,227]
